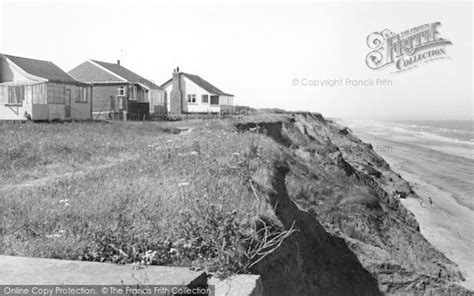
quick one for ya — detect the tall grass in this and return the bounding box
[0,120,282,276]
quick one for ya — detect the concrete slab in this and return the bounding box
[209,275,263,296]
[0,255,207,286]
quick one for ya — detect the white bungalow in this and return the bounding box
[161,68,234,114]
[0,54,91,121]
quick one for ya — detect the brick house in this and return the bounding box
[69,60,165,120]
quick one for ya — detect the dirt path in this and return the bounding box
[0,155,138,191]
[0,127,195,192]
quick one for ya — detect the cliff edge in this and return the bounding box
[1,112,471,296]
[235,112,470,295]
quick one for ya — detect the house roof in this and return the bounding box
[90,60,162,90]
[68,61,124,84]
[161,72,233,96]
[2,54,83,84]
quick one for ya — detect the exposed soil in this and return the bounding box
[236,112,472,295]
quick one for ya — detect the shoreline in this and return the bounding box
[374,137,474,211]
[397,170,474,290]
[343,125,474,290]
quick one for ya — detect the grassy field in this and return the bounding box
[1,114,468,294]
[0,120,284,276]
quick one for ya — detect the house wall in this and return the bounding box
[0,83,44,120]
[0,82,91,121]
[69,85,92,120]
[91,84,126,114]
[47,104,64,120]
[46,83,92,120]
[182,77,220,113]
[92,84,164,119]
[148,89,166,115]
[163,83,172,113]
[130,85,145,102]
[219,95,234,106]
[0,83,59,121]
[164,76,223,113]
[0,104,33,120]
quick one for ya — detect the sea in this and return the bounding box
[342,120,474,160]
[338,119,474,210]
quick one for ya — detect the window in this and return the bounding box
[8,86,24,105]
[129,86,137,100]
[32,84,46,104]
[23,86,31,104]
[202,94,209,104]
[187,94,196,103]
[47,84,65,104]
[76,87,88,103]
[118,86,126,96]
[210,95,219,105]
[0,86,7,104]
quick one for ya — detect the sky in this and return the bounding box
[0,0,472,120]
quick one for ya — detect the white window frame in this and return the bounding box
[7,86,24,105]
[187,94,196,104]
[118,86,126,97]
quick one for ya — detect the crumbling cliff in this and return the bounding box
[236,112,470,295]
[1,112,470,296]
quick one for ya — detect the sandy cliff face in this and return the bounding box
[236,113,470,295]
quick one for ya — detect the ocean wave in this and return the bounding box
[350,120,474,145]
[341,119,474,160]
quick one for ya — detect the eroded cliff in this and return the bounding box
[236,112,470,295]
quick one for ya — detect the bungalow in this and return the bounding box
[161,68,234,114]
[69,60,166,120]
[0,54,92,121]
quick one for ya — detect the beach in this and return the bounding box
[341,119,474,290]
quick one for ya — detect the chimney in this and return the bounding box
[170,67,185,114]
[117,60,120,66]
